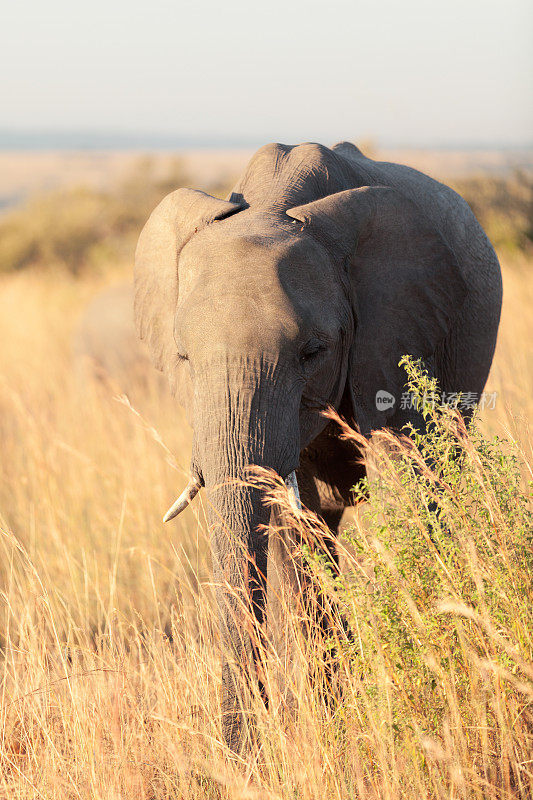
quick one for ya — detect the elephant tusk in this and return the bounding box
[284,470,301,511]
[163,478,201,523]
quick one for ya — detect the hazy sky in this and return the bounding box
[2,0,532,146]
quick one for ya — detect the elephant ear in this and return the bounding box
[134,188,243,388]
[287,186,467,435]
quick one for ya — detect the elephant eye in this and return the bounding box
[300,339,327,364]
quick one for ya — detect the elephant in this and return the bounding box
[134,141,502,753]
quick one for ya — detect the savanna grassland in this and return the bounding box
[0,152,532,799]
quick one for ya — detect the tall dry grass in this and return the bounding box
[0,228,531,793]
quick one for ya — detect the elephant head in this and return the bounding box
[134,167,466,750]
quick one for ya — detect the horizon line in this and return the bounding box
[0,128,532,153]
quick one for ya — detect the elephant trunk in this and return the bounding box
[191,357,300,752]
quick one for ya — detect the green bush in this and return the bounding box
[307,359,533,793]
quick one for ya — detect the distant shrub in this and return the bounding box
[453,170,533,254]
[0,188,111,274]
[0,157,206,275]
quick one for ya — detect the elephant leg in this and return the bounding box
[304,508,346,695]
[266,481,346,716]
[317,508,344,567]
[266,501,308,715]
[266,420,363,714]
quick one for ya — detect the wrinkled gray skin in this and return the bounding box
[134,142,502,753]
